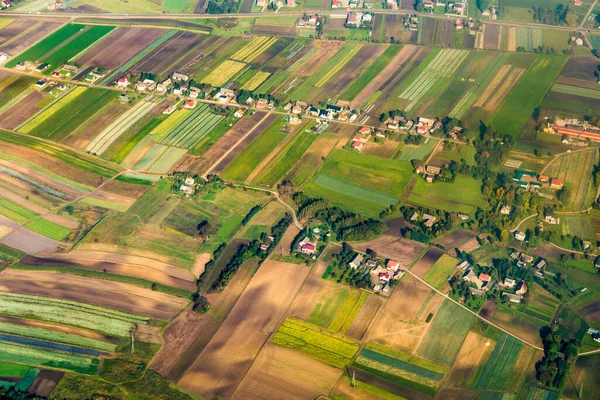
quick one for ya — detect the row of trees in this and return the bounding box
[536,328,579,390]
[532,5,578,27]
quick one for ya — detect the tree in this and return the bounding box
[566,10,578,27]
[192,294,211,313]
[501,229,510,242]
[476,0,490,12]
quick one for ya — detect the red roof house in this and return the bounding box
[359,126,371,134]
[301,243,316,254]
[479,273,491,282]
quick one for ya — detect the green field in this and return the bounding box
[474,333,523,390]
[0,341,99,374]
[407,175,485,214]
[272,317,360,368]
[303,149,413,218]
[491,55,567,136]
[42,25,115,70]
[0,77,36,108]
[547,149,597,210]
[222,116,287,181]
[6,24,85,68]
[0,362,30,377]
[0,198,39,223]
[561,216,596,241]
[417,300,474,366]
[423,254,458,290]
[309,289,349,327]
[26,218,71,241]
[328,290,368,334]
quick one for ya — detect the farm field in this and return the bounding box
[407,175,485,214]
[546,149,597,210]
[423,254,458,291]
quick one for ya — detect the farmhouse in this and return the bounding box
[503,292,523,303]
[545,215,559,225]
[300,243,316,254]
[515,231,526,241]
[513,170,542,190]
[349,254,363,269]
[536,260,546,269]
[346,12,362,27]
[516,282,528,295]
[500,205,512,215]
[503,278,516,288]
[587,328,600,342]
[386,260,400,272]
[172,72,188,82]
[550,178,563,190]
[184,100,197,109]
[234,109,244,118]
[457,260,470,270]
[0,0,10,8]
[163,105,176,115]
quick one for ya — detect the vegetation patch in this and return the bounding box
[423,254,458,290]
[25,218,71,241]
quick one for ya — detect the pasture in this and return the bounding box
[423,254,458,291]
[546,149,597,210]
[407,175,485,214]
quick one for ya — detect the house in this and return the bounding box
[516,282,528,295]
[179,185,193,195]
[479,273,491,283]
[287,0,296,6]
[386,260,400,271]
[119,93,129,102]
[382,283,390,293]
[0,0,10,8]
[457,260,470,270]
[426,174,434,183]
[185,177,195,186]
[415,165,424,174]
[550,178,564,189]
[545,215,559,225]
[515,231,526,241]
[536,260,546,269]
[184,99,197,109]
[255,98,269,110]
[503,292,523,303]
[346,12,361,27]
[500,205,511,215]
[260,243,270,251]
[574,0,582,5]
[352,134,369,144]
[379,272,390,282]
[292,105,303,114]
[587,328,600,342]
[455,19,464,29]
[373,284,381,292]
[576,37,584,46]
[172,73,188,82]
[352,141,364,151]
[521,254,534,264]
[366,259,378,269]
[163,105,176,115]
[462,269,475,282]
[469,287,485,296]
[359,126,371,135]
[301,243,316,254]
[423,214,437,228]
[503,278,516,288]
[35,63,49,72]
[387,121,399,130]
[423,0,434,8]
[51,71,61,78]
[234,109,244,118]
[458,214,469,220]
[256,0,266,6]
[136,81,146,92]
[349,254,363,269]
[425,165,441,175]
[34,80,46,89]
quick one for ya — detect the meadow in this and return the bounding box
[41,25,114,70]
[474,333,523,391]
[328,290,368,334]
[423,254,457,290]
[0,341,99,374]
[25,219,71,241]
[407,175,485,214]
[158,104,224,149]
[547,149,597,210]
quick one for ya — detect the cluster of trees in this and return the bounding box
[0,388,45,400]
[473,122,515,168]
[379,109,405,123]
[236,90,278,106]
[241,206,261,226]
[193,243,226,313]
[532,5,578,27]
[139,72,157,82]
[448,275,486,311]
[294,193,387,241]
[327,242,372,288]
[206,0,239,14]
[396,205,455,242]
[536,328,579,390]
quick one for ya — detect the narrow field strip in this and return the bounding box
[314,44,363,88]
[18,86,87,134]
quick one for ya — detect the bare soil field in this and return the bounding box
[577,301,600,322]
[178,259,310,399]
[334,377,388,400]
[130,31,208,76]
[434,229,479,251]
[346,294,384,341]
[483,24,500,50]
[436,19,455,47]
[555,76,597,89]
[76,27,167,70]
[294,41,344,76]
[349,235,426,267]
[0,315,118,344]
[134,324,162,344]
[478,300,497,320]
[1,226,59,254]
[0,91,44,130]
[437,389,480,400]
[276,224,300,256]
[88,188,137,208]
[419,18,436,46]
[560,57,599,81]
[63,102,129,150]
[166,35,222,76]
[75,243,191,269]
[0,19,36,46]
[447,331,489,387]
[232,343,340,400]
[351,45,418,109]
[410,247,444,278]
[491,308,542,347]
[100,179,149,199]
[28,370,64,397]
[252,24,297,36]
[150,261,259,381]
[0,269,187,320]
[192,252,211,278]
[0,21,62,56]
[367,274,432,353]
[21,254,196,291]
[178,111,269,175]
[530,242,574,260]
[194,0,207,13]
[354,369,432,400]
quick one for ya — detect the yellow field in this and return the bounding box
[231,36,278,63]
[19,86,87,134]
[242,71,271,91]
[151,109,189,140]
[202,60,246,86]
[314,44,363,88]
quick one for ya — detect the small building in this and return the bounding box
[516,282,528,295]
[184,99,197,109]
[358,126,371,135]
[521,254,534,264]
[545,215,559,225]
[256,0,266,6]
[574,0,582,6]
[117,76,128,88]
[550,178,564,190]
[515,231,526,241]
[479,273,491,283]
[379,272,390,282]
[163,105,176,115]
[349,254,363,269]
[386,260,400,271]
[462,269,475,282]
[503,278,516,288]
[301,243,316,254]
[457,260,470,270]
[172,73,188,82]
[502,292,523,303]
[259,243,270,251]
[234,109,244,118]
[366,259,378,269]
[500,205,511,215]
[536,260,546,269]
[352,141,364,151]
[34,80,46,89]
[179,185,193,195]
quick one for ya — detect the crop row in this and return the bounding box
[0,198,39,224]
[475,334,523,390]
[14,367,39,392]
[354,355,440,389]
[0,292,147,337]
[552,83,600,99]
[159,105,224,149]
[19,86,87,134]
[360,348,445,380]
[0,341,98,374]
[483,68,525,112]
[282,43,305,59]
[365,342,449,375]
[86,98,158,155]
[0,321,116,352]
[232,36,278,63]
[242,71,271,91]
[314,44,363,88]
[0,332,106,357]
[328,290,368,334]
[202,60,246,87]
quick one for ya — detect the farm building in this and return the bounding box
[349,254,363,269]
[502,292,523,303]
[515,231,526,241]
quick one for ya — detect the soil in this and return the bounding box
[478,300,498,320]
[353,369,432,400]
[362,140,402,159]
[560,57,600,81]
[555,76,597,90]
[446,331,489,387]
[0,89,41,129]
[351,45,418,109]
[76,27,167,70]
[0,20,36,46]
[483,24,500,50]
[192,252,211,279]
[294,41,345,76]
[252,24,297,36]
[75,242,191,269]
[276,224,300,256]
[100,179,149,199]
[434,229,479,251]
[0,22,62,56]
[177,259,310,399]
[577,301,600,322]
[88,188,137,207]
[1,226,59,254]
[0,315,118,343]
[346,294,384,341]
[232,343,341,400]
[27,370,64,397]
[63,102,129,150]
[134,324,163,344]
[349,235,426,267]
[410,247,444,278]
[0,269,187,320]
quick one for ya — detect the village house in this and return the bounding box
[500,205,512,215]
[259,243,270,251]
[503,278,516,289]
[172,72,188,82]
[351,141,364,151]
[379,272,390,283]
[422,213,437,228]
[515,231,526,241]
[0,0,10,8]
[349,254,363,269]
[386,260,400,272]
[587,328,600,342]
[503,292,523,303]
[366,259,378,269]
[184,99,197,109]
[521,254,534,264]
[516,282,528,296]
[136,81,147,92]
[457,260,470,270]
[423,0,434,8]
[550,178,564,190]
[479,273,492,291]
[346,12,362,27]
[234,109,244,118]
[156,78,171,93]
[574,0,582,6]
[425,165,441,175]
[256,0,266,6]
[536,260,546,269]
[545,214,559,225]
[462,268,475,282]
[163,105,176,115]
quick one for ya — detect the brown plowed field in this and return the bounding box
[349,235,426,266]
[0,22,62,56]
[0,20,36,46]
[130,31,209,76]
[76,27,167,70]
[0,269,187,320]
[166,35,222,76]
[294,40,344,76]
[0,91,43,130]
[437,19,455,47]
[1,226,59,254]
[447,331,489,387]
[560,57,599,81]
[483,24,500,50]
[411,247,444,278]
[21,254,196,291]
[75,243,191,269]
[434,229,479,251]
[151,260,259,381]
[232,343,341,400]
[88,188,137,207]
[0,315,118,343]
[27,370,64,397]
[178,259,310,399]
[351,45,418,109]
[346,294,384,341]
[63,102,128,150]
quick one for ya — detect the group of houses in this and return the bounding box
[296,14,320,30]
[307,101,358,123]
[458,258,530,303]
[256,0,297,7]
[422,0,466,16]
[47,0,65,10]
[345,12,373,28]
[410,211,438,227]
[346,254,405,294]
[513,170,564,192]
[385,116,443,135]
[544,117,600,142]
[0,0,10,9]
[117,72,190,95]
[414,164,442,183]
[296,227,331,259]
[331,0,360,8]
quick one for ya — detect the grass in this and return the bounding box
[6,24,85,68]
[365,342,449,375]
[201,59,246,86]
[407,175,485,214]
[25,219,71,241]
[162,0,189,12]
[474,333,523,390]
[561,216,596,241]
[272,317,360,368]
[111,116,164,164]
[0,77,36,108]
[417,300,475,366]
[328,290,368,334]
[222,116,287,181]
[491,55,567,136]
[309,289,349,327]
[423,254,458,290]
[20,86,89,134]
[42,25,114,70]
[0,198,39,223]
[0,362,30,377]
[0,341,99,374]
[547,150,597,210]
[339,45,401,102]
